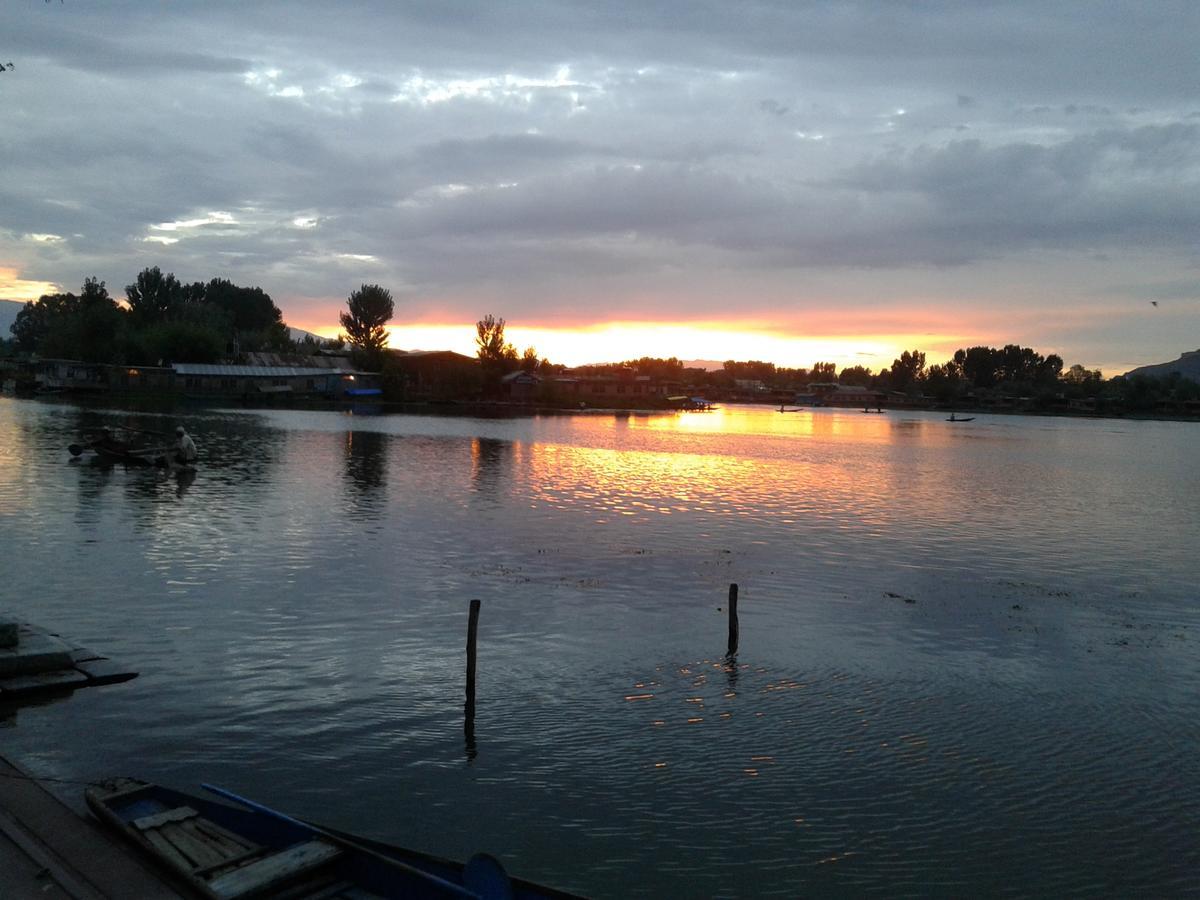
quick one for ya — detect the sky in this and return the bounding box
[2,1,1198,374]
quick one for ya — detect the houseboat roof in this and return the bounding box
[173,364,369,378]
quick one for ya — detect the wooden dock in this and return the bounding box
[0,621,138,701]
[0,617,166,896]
[0,754,187,899]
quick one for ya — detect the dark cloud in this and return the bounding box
[841,124,1200,259]
[2,0,1198,370]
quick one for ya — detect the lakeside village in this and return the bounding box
[3,271,1200,418]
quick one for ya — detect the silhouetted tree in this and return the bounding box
[810,361,837,380]
[201,278,289,352]
[888,349,926,393]
[476,314,517,369]
[520,346,540,372]
[838,365,873,385]
[623,357,685,380]
[10,292,72,351]
[13,278,126,361]
[924,363,962,402]
[125,266,183,325]
[723,360,777,383]
[953,346,1000,389]
[339,284,394,364]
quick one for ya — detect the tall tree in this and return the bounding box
[125,266,183,324]
[10,292,73,351]
[888,349,926,392]
[810,361,837,380]
[204,278,283,332]
[339,284,394,359]
[476,314,518,385]
[838,365,873,385]
[476,315,516,363]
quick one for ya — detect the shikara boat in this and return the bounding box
[90,444,172,466]
[85,778,582,900]
[70,425,174,467]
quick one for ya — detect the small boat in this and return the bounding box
[92,444,172,467]
[946,414,975,422]
[86,778,581,900]
[70,425,176,467]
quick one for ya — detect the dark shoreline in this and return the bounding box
[8,390,1199,425]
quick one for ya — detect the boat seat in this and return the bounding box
[133,806,263,874]
[132,806,344,898]
[206,839,342,899]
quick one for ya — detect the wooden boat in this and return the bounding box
[946,415,975,422]
[86,778,581,900]
[91,444,172,466]
[71,424,176,467]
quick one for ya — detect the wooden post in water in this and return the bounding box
[464,599,480,757]
[726,583,739,657]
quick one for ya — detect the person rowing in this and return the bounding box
[173,425,198,466]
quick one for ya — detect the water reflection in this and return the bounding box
[470,437,511,504]
[342,429,389,516]
[2,400,1199,898]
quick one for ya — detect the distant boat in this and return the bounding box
[86,777,581,900]
[92,444,172,467]
[669,395,716,411]
[947,414,975,422]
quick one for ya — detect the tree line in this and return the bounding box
[6,269,316,365]
[701,346,1194,412]
[470,313,1196,413]
[1,269,405,367]
[7,287,1194,414]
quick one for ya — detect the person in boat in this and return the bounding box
[172,425,198,466]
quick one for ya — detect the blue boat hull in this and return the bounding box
[86,778,582,900]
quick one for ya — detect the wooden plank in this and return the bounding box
[208,840,341,899]
[180,819,252,863]
[193,846,266,878]
[141,827,195,873]
[134,807,198,831]
[191,817,259,855]
[161,821,227,869]
[0,805,106,900]
[73,657,138,686]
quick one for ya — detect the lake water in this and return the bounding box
[1,397,1197,897]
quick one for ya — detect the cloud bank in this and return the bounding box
[2,1,1198,370]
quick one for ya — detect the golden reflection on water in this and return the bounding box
[518,407,977,529]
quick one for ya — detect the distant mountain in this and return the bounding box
[682,359,725,371]
[0,299,24,339]
[1124,350,1200,382]
[288,326,326,342]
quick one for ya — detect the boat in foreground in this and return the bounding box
[86,778,582,900]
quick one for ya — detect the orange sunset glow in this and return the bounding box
[302,320,961,371]
[0,267,60,304]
